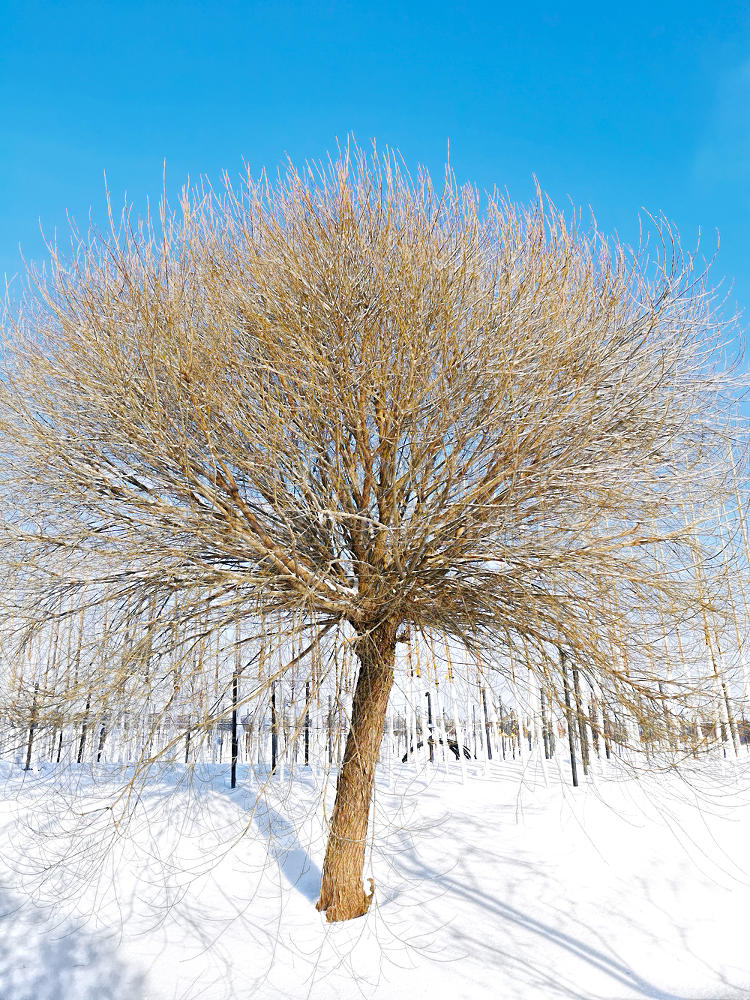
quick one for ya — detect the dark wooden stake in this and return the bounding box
[77,690,91,764]
[481,687,493,760]
[561,650,579,787]
[96,722,107,763]
[24,682,39,771]
[541,689,550,759]
[425,691,434,762]
[304,680,310,766]
[327,694,333,765]
[271,681,279,772]
[571,662,590,775]
[231,669,239,788]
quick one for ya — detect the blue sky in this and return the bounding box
[2,0,749,319]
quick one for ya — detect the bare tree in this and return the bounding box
[0,145,745,920]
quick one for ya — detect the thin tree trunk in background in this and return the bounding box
[448,648,466,783]
[24,682,39,771]
[425,690,434,762]
[48,605,62,763]
[561,650,579,788]
[658,682,673,748]
[571,662,590,775]
[231,617,241,787]
[590,698,601,758]
[541,689,550,759]
[271,681,278,772]
[230,670,239,788]
[719,677,740,756]
[77,690,91,764]
[56,613,75,764]
[316,620,396,923]
[327,694,333,765]
[304,680,310,766]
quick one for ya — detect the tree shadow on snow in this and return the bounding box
[397,849,721,1000]
[0,883,145,1000]
[248,796,322,904]
[194,765,323,906]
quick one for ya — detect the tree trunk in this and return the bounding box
[316,620,396,922]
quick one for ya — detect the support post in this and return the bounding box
[560,649,579,788]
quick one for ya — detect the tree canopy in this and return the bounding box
[0,145,746,919]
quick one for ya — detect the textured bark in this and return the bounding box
[316,620,396,922]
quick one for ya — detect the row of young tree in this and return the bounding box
[0,143,747,920]
[2,606,748,780]
[4,647,748,784]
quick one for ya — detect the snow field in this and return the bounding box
[0,756,749,1000]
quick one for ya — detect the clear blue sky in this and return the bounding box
[2,0,749,319]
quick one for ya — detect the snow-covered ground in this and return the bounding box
[1,753,749,1000]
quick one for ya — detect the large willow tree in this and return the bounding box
[0,147,744,920]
